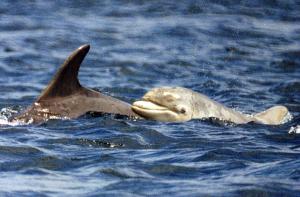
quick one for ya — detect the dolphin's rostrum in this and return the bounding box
[11,45,138,124]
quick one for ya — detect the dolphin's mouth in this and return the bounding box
[132,100,168,111]
[132,100,178,121]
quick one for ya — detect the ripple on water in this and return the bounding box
[0,0,300,196]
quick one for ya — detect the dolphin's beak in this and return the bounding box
[132,100,179,122]
[132,101,168,111]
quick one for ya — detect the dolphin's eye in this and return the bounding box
[180,108,186,114]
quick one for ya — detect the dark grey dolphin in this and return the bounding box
[11,45,138,124]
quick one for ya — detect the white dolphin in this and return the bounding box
[132,87,291,125]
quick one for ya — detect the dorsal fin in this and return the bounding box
[254,105,289,125]
[37,44,90,101]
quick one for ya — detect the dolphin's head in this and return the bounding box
[132,87,193,122]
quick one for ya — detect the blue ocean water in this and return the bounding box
[0,0,300,196]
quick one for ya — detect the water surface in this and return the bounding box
[0,1,300,196]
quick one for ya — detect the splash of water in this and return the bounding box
[288,125,300,134]
[0,107,29,126]
[282,111,293,124]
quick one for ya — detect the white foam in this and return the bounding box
[0,119,22,126]
[0,107,29,126]
[0,116,30,126]
[281,111,293,124]
[288,125,300,134]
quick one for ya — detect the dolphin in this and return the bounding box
[132,87,291,125]
[10,44,139,124]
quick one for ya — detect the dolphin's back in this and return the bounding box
[12,45,138,123]
[191,90,251,124]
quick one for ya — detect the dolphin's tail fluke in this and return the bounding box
[253,105,291,125]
